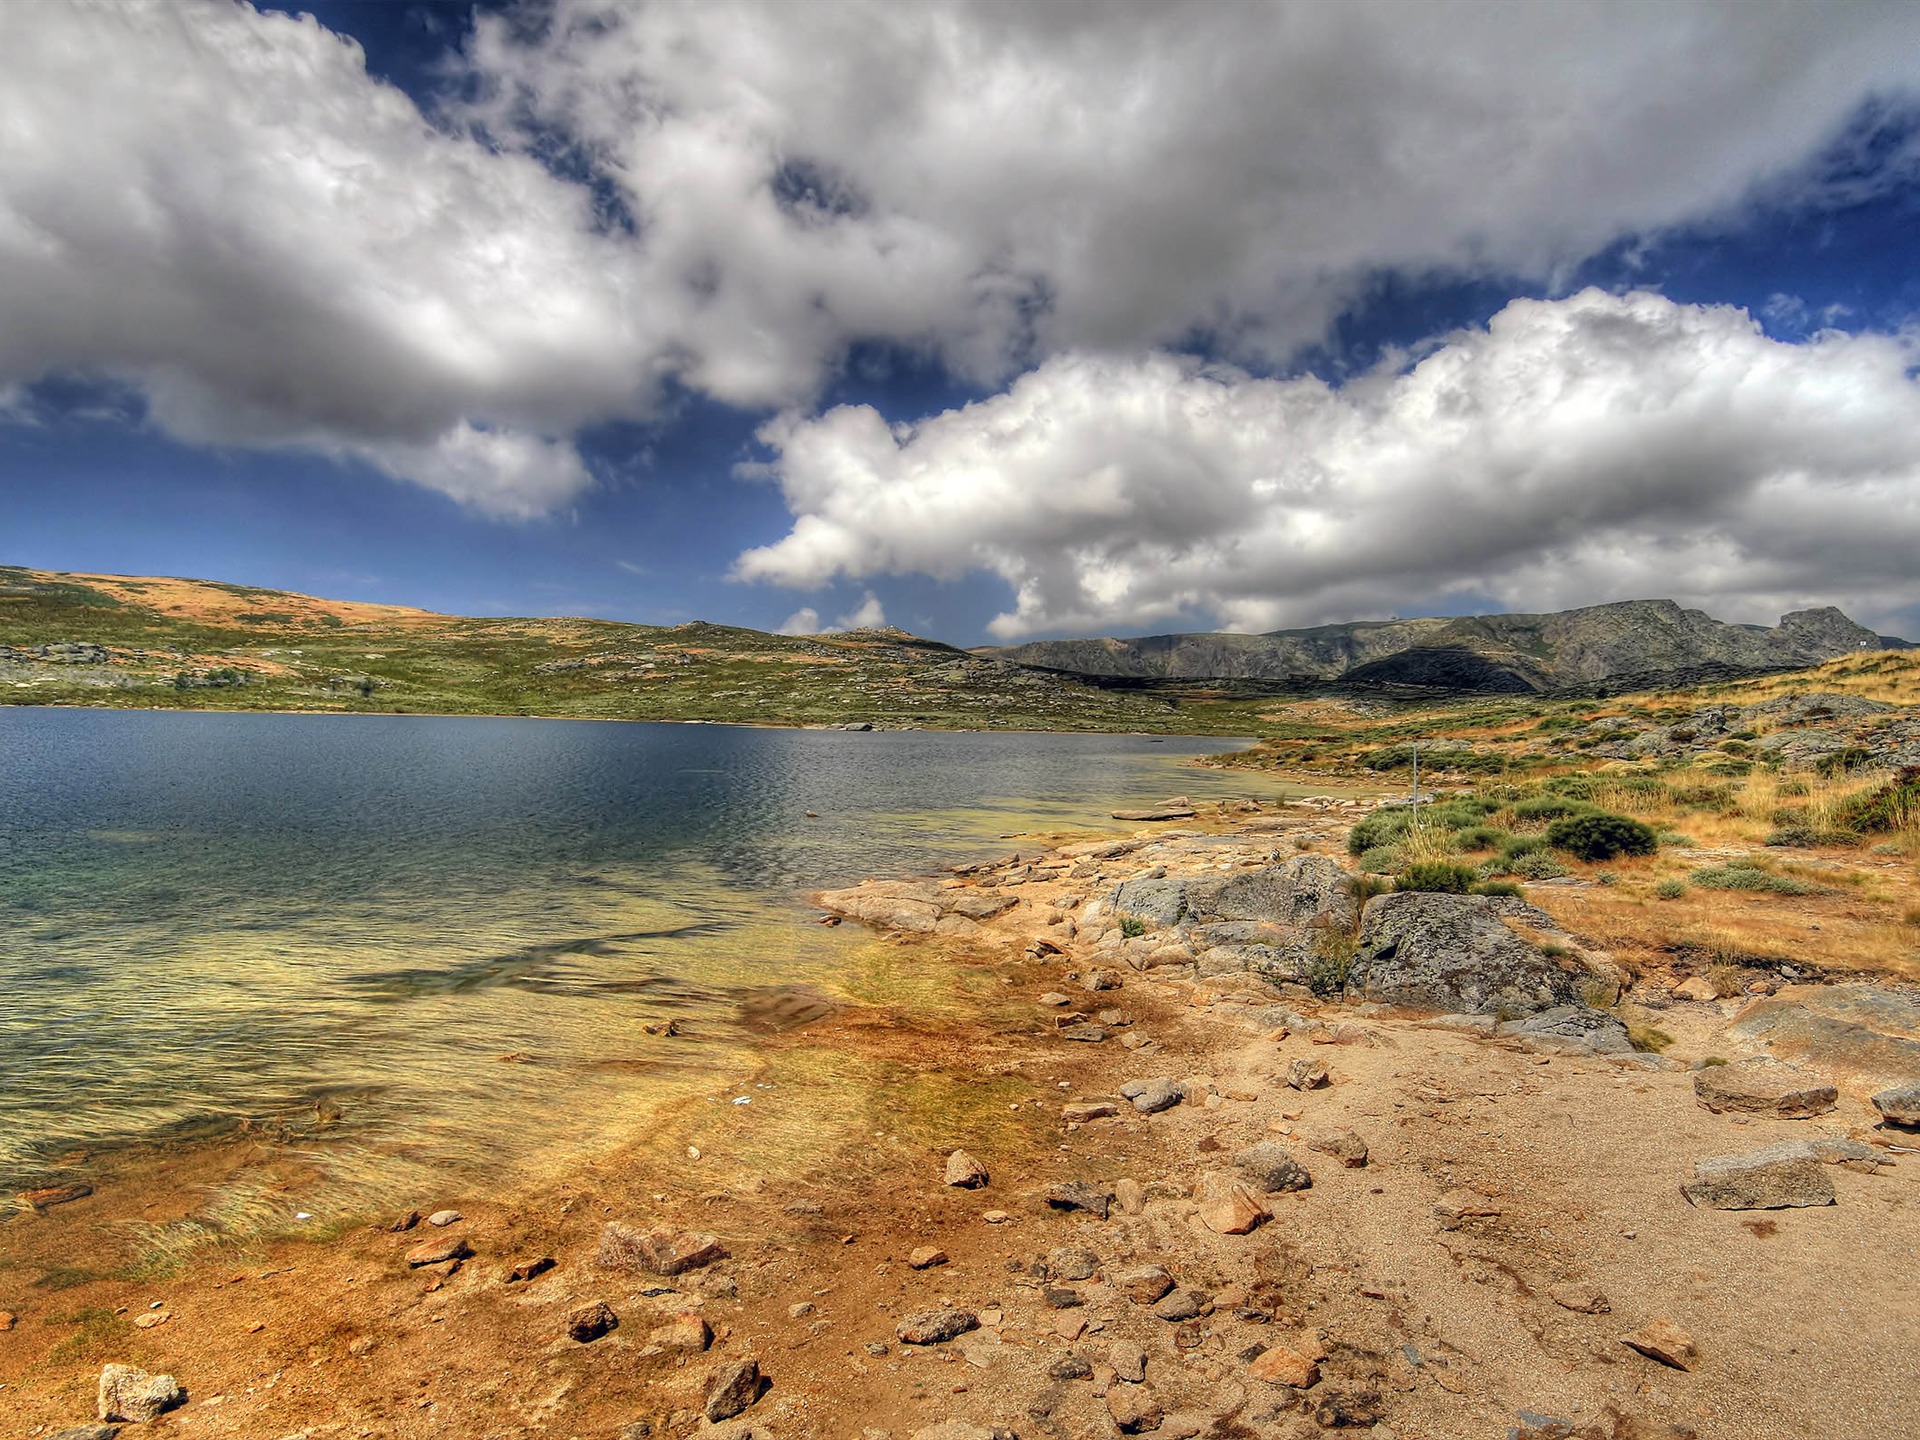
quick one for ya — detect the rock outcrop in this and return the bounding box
[1349,892,1612,1016]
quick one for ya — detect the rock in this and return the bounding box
[1062,1100,1119,1123]
[597,1224,727,1276]
[1620,1317,1696,1370]
[404,1234,472,1267]
[1060,1024,1108,1043]
[1671,976,1719,1002]
[1872,1083,1920,1127]
[1233,1142,1313,1193]
[617,1423,653,1440]
[1108,1383,1165,1432]
[704,1358,762,1422]
[1082,968,1123,991]
[1247,1344,1320,1388]
[818,879,945,932]
[908,1246,949,1270]
[653,1311,712,1350]
[911,1425,1007,1440]
[1113,807,1196,822]
[51,1426,121,1440]
[426,1208,462,1226]
[19,1183,92,1209]
[1504,1005,1633,1055]
[506,1256,555,1283]
[1806,1135,1892,1171]
[1045,1181,1112,1218]
[1680,1142,1836,1209]
[1043,1286,1083,1309]
[1113,1177,1146,1215]
[1049,1352,1095,1380]
[897,1309,980,1344]
[1284,1057,1329,1090]
[1548,1281,1611,1314]
[981,1209,1012,1224]
[1193,1172,1268,1234]
[97,1364,184,1423]
[1433,1187,1501,1228]
[1310,1389,1385,1428]
[1692,1059,1837,1117]
[1151,1288,1211,1322]
[1040,991,1073,1006]
[1121,1077,1184,1113]
[949,892,1017,922]
[945,1150,990,1188]
[1512,1411,1576,1440]
[1353,892,1603,1016]
[566,1301,619,1342]
[1307,1130,1369,1167]
[1049,1246,1100,1281]
[1110,1339,1148,1382]
[1119,1265,1176,1304]
[0,1311,14,1331]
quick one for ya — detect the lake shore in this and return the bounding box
[5,791,1918,1440]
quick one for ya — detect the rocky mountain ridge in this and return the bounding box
[984,599,1910,695]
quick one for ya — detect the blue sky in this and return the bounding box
[4,2,1920,644]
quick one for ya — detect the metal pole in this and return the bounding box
[1410,739,1419,819]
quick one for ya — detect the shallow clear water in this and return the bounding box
[0,709,1287,1202]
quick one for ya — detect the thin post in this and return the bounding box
[1410,739,1419,820]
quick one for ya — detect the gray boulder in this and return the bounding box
[1232,1143,1312,1193]
[1120,1077,1184,1113]
[1681,1142,1836,1209]
[1872,1084,1920,1127]
[1111,855,1353,933]
[1350,892,1601,1016]
[98,1365,183,1423]
[1692,1059,1837,1118]
[1502,1005,1633,1055]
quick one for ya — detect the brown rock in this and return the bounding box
[404,1234,472,1267]
[566,1301,619,1342]
[1671,976,1718,1002]
[1548,1281,1611,1314]
[1284,1057,1330,1091]
[944,1149,990,1188]
[1433,1187,1501,1229]
[1107,1383,1165,1432]
[597,1223,727,1276]
[1109,1339,1148,1383]
[1193,1171,1268,1235]
[1621,1316,1696,1370]
[1151,1288,1211,1322]
[1307,1129,1369,1167]
[1060,1023,1108,1043]
[908,1246,949,1270]
[652,1311,712,1351]
[1681,1142,1835,1210]
[506,1256,556,1283]
[97,1364,184,1423]
[704,1357,762,1422]
[897,1308,979,1345]
[1063,1101,1120,1123]
[1691,1059,1837,1118]
[18,1183,92,1210]
[1118,1265,1175,1304]
[0,1311,15,1331]
[1247,1344,1321,1388]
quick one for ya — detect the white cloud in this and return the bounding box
[736,290,1920,638]
[2,2,1919,516]
[776,607,822,636]
[774,591,886,636]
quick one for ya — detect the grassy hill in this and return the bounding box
[0,565,1251,732]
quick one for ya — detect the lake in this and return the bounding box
[0,709,1294,1220]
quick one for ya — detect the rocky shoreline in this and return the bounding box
[6,795,1919,1439]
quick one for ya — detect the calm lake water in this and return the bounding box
[0,709,1291,1212]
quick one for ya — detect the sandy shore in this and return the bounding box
[4,796,1917,1440]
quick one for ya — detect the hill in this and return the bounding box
[0,565,1199,731]
[985,598,1910,695]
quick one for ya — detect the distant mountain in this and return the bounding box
[982,600,1911,695]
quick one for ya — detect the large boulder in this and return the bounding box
[1726,985,1920,1093]
[1502,1005,1633,1055]
[817,880,945,932]
[1681,1142,1836,1210]
[1692,1059,1837,1118]
[1111,855,1353,933]
[1350,892,1604,1016]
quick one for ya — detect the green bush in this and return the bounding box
[1545,812,1659,861]
[1358,845,1404,874]
[1513,795,1596,821]
[1656,830,1695,848]
[1508,850,1569,880]
[1470,880,1523,899]
[1118,915,1148,938]
[1455,825,1509,851]
[1653,877,1687,900]
[1499,834,1549,860]
[1834,767,1920,834]
[1397,861,1478,894]
[1306,930,1357,998]
[1348,807,1416,855]
[1764,826,1861,849]
[1689,865,1816,895]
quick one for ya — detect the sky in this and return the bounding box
[4,2,1920,646]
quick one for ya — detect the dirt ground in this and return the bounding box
[5,808,1918,1440]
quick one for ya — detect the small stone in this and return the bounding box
[1193,1172,1268,1235]
[1113,1177,1146,1214]
[1120,1077,1184,1114]
[1043,1286,1084,1309]
[1108,1383,1164,1432]
[653,1311,712,1350]
[1681,1142,1836,1210]
[617,1423,654,1440]
[1063,1100,1119,1123]
[1049,1245,1100,1280]
[1433,1187,1500,1229]
[1284,1057,1330,1091]
[789,1301,816,1319]
[704,1357,762,1422]
[1247,1344,1320,1388]
[49,1425,121,1440]
[908,1246,949,1270]
[1691,1060,1837,1118]
[1049,1352,1095,1380]
[1547,1281,1611,1314]
[0,1310,14,1331]
[1151,1288,1211,1322]
[1119,1265,1175,1304]
[1620,1317,1696,1370]
[1310,1389,1385,1428]
[426,1208,462,1227]
[1233,1142,1313,1193]
[387,1209,421,1231]
[19,1183,92,1210]
[1671,976,1718,1002]
[404,1234,472,1267]
[1060,1024,1108,1043]
[981,1209,1012,1224]
[897,1309,980,1345]
[865,1341,890,1357]
[132,1309,170,1329]
[566,1301,619,1342]
[597,1223,726,1276]
[1307,1130,1369,1167]
[1045,1181,1112,1218]
[1082,968,1123,991]
[506,1256,556,1283]
[1872,1084,1920,1127]
[1097,1008,1134,1027]
[1040,992,1074,1006]
[945,1150,990,1188]
[1512,1410,1576,1440]
[97,1364,184,1423]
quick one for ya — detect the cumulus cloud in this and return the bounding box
[736,290,1920,638]
[3,1,1920,516]
[775,590,887,635]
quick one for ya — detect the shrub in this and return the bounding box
[1499,834,1549,860]
[1350,873,1394,911]
[1514,795,1595,822]
[1471,880,1523,899]
[1358,845,1404,874]
[1834,767,1920,834]
[1653,877,1687,900]
[1118,915,1148,938]
[1816,746,1875,777]
[1306,930,1357,998]
[1397,861,1478,894]
[1596,870,1620,886]
[1545,813,1659,861]
[1508,850,1568,880]
[1764,826,1861,849]
[1348,807,1415,855]
[1455,825,1509,851]
[1657,831,1695,848]
[1627,1023,1675,1053]
[1689,865,1816,895]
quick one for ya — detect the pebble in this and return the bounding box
[1107,1383,1165,1432]
[1307,1129,1369,1167]
[897,1309,980,1345]
[653,1311,713,1351]
[1118,1265,1175,1304]
[1048,1245,1100,1280]
[1151,1288,1211,1322]
[1109,1340,1148,1382]
[1246,1344,1320,1388]
[404,1235,472,1268]
[1120,1077,1184,1114]
[506,1256,556,1283]
[704,1357,762,1422]
[566,1301,619,1343]
[945,1150,991,1188]
[908,1246,949,1269]
[1620,1316,1696,1370]
[426,1209,462,1227]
